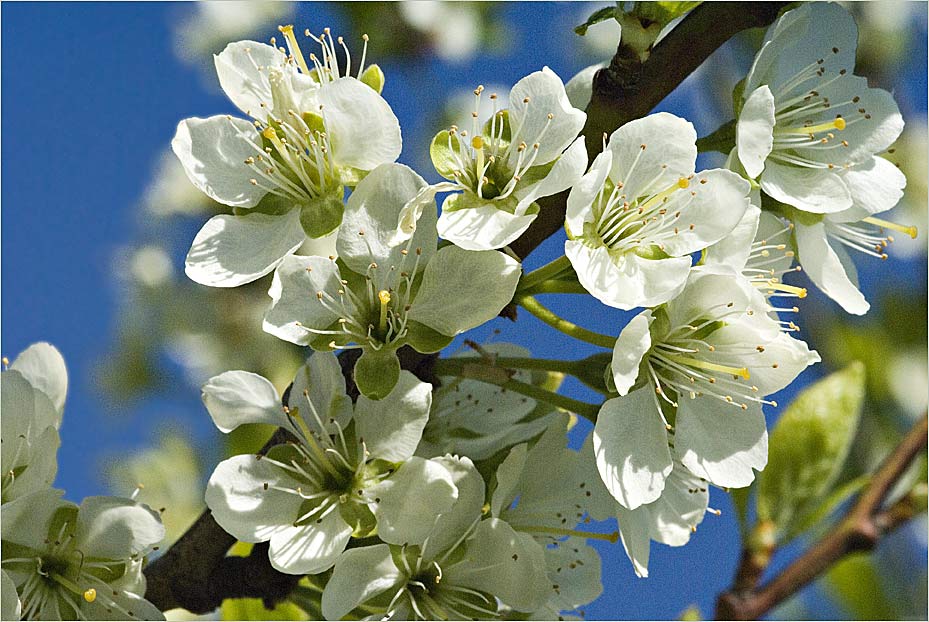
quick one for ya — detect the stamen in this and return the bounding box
[278,25,312,75]
[862,216,918,239]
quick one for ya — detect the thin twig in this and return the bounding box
[715,414,928,620]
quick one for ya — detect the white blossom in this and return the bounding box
[173,27,400,287]
[566,113,752,310]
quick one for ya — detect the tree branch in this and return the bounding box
[143,3,789,612]
[715,414,928,621]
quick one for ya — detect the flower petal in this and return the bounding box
[371,456,458,546]
[794,221,869,314]
[607,113,696,200]
[593,390,673,510]
[268,511,353,575]
[185,209,305,287]
[205,454,304,543]
[760,160,852,214]
[507,67,587,166]
[703,204,761,272]
[408,245,521,336]
[437,197,537,251]
[611,311,653,396]
[616,504,652,578]
[202,370,288,433]
[337,163,434,278]
[565,63,606,110]
[1,570,21,621]
[72,497,165,560]
[737,86,776,178]
[214,41,288,117]
[566,240,691,310]
[544,539,603,610]
[10,342,67,417]
[288,352,353,435]
[316,77,402,171]
[421,455,485,562]
[172,116,267,208]
[515,136,588,215]
[831,156,907,223]
[262,254,344,345]
[675,398,768,488]
[355,371,432,462]
[322,544,403,621]
[566,150,612,238]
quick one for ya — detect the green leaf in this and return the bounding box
[221,597,309,621]
[574,6,618,36]
[756,362,866,543]
[788,474,868,540]
[635,1,701,26]
[430,129,463,180]
[823,553,899,620]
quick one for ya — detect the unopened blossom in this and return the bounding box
[2,343,68,505]
[262,163,521,399]
[173,26,400,287]
[1,489,164,621]
[322,456,550,620]
[412,68,587,251]
[566,112,752,310]
[735,2,905,216]
[595,269,819,509]
[202,352,462,575]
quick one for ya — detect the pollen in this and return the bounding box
[83,588,97,603]
[378,290,391,305]
[677,177,690,189]
[833,117,846,131]
[471,136,484,150]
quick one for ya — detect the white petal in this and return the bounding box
[794,221,869,314]
[616,504,652,578]
[675,399,768,488]
[760,160,852,214]
[647,467,709,547]
[611,311,652,395]
[10,342,67,417]
[593,391,673,510]
[490,444,528,518]
[607,113,696,199]
[288,352,353,436]
[831,156,907,223]
[72,497,165,559]
[371,457,458,545]
[408,246,521,336]
[268,511,353,575]
[185,209,305,287]
[565,240,691,310]
[445,518,549,612]
[202,370,287,433]
[515,136,588,215]
[1,488,69,548]
[262,254,344,344]
[391,182,458,247]
[737,86,776,178]
[337,163,434,278]
[2,570,21,621]
[322,545,403,621]
[421,456,485,562]
[171,116,267,208]
[565,63,606,110]
[566,150,611,238]
[704,204,761,272]
[660,168,752,257]
[355,371,432,462]
[544,539,603,610]
[205,454,304,543]
[317,77,402,170]
[507,67,587,166]
[437,198,537,251]
[214,41,288,117]
[666,269,754,330]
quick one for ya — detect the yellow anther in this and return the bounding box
[262,127,277,140]
[378,290,391,305]
[83,588,97,603]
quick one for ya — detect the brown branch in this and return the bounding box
[144,3,790,613]
[716,414,928,621]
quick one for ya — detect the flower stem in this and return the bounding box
[520,279,590,295]
[516,294,615,349]
[517,255,573,292]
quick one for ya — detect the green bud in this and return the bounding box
[359,64,386,94]
[354,348,401,400]
[300,192,345,238]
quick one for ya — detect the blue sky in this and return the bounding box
[2,3,926,619]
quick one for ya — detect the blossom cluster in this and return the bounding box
[1,344,166,621]
[161,3,914,619]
